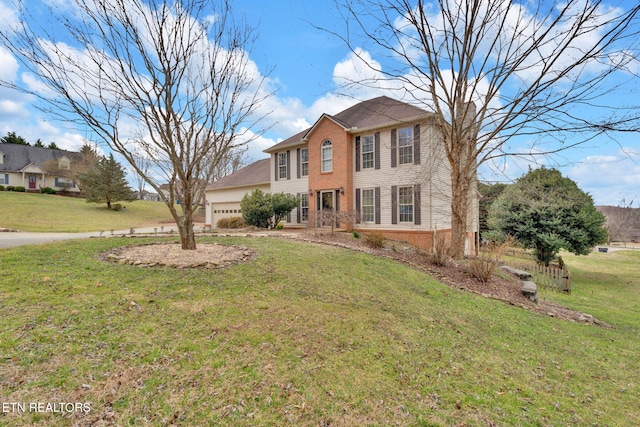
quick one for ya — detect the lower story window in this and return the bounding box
[361,189,374,222]
[300,193,309,222]
[398,186,413,223]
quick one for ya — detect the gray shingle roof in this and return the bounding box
[207,158,270,190]
[264,96,431,153]
[0,143,79,172]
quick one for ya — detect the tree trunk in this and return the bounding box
[179,213,196,250]
[450,170,470,260]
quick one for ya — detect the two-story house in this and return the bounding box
[205,96,479,254]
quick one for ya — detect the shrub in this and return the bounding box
[467,237,513,283]
[0,185,4,191]
[229,217,246,229]
[40,187,57,194]
[429,232,451,266]
[241,189,298,228]
[112,203,123,211]
[6,186,15,192]
[217,217,246,229]
[14,186,26,192]
[364,232,385,248]
[353,231,360,239]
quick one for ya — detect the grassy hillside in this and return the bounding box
[0,236,638,426]
[0,191,174,232]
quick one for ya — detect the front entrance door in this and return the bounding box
[320,191,334,226]
[28,175,37,189]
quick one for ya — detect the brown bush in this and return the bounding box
[468,237,513,283]
[217,217,246,229]
[363,232,385,248]
[429,232,451,266]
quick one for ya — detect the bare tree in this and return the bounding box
[0,0,271,249]
[333,0,640,258]
[209,144,248,183]
[599,201,640,245]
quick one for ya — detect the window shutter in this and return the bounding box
[355,188,361,224]
[286,150,291,180]
[391,129,397,168]
[55,177,58,187]
[274,155,278,181]
[374,187,381,224]
[374,132,381,170]
[414,124,421,165]
[355,136,361,172]
[287,210,291,223]
[296,149,301,179]
[391,185,398,224]
[4,174,8,184]
[414,184,421,225]
[296,192,301,223]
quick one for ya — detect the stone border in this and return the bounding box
[99,242,256,270]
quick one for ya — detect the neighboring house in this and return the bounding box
[0,143,80,192]
[205,96,479,254]
[135,190,162,202]
[204,158,270,226]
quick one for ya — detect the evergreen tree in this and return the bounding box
[34,139,45,147]
[488,167,607,265]
[478,182,507,238]
[241,189,299,229]
[1,131,29,145]
[78,153,136,209]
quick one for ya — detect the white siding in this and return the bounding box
[270,150,309,225]
[352,120,452,231]
[205,183,270,226]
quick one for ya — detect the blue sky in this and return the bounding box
[0,0,638,206]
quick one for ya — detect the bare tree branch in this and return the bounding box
[332,0,640,258]
[0,0,273,249]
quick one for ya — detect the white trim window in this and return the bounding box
[361,135,374,169]
[398,127,413,164]
[321,140,332,172]
[300,193,309,222]
[398,186,414,222]
[361,188,375,222]
[300,148,309,177]
[278,152,287,179]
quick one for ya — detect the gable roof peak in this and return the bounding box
[264,95,432,153]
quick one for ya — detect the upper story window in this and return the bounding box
[398,127,413,164]
[58,157,71,170]
[321,140,332,172]
[300,148,308,176]
[278,152,287,179]
[361,135,374,169]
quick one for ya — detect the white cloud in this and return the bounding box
[566,150,640,205]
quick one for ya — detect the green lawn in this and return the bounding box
[0,192,174,232]
[0,237,638,426]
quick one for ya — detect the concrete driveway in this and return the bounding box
[0,226,173,249]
